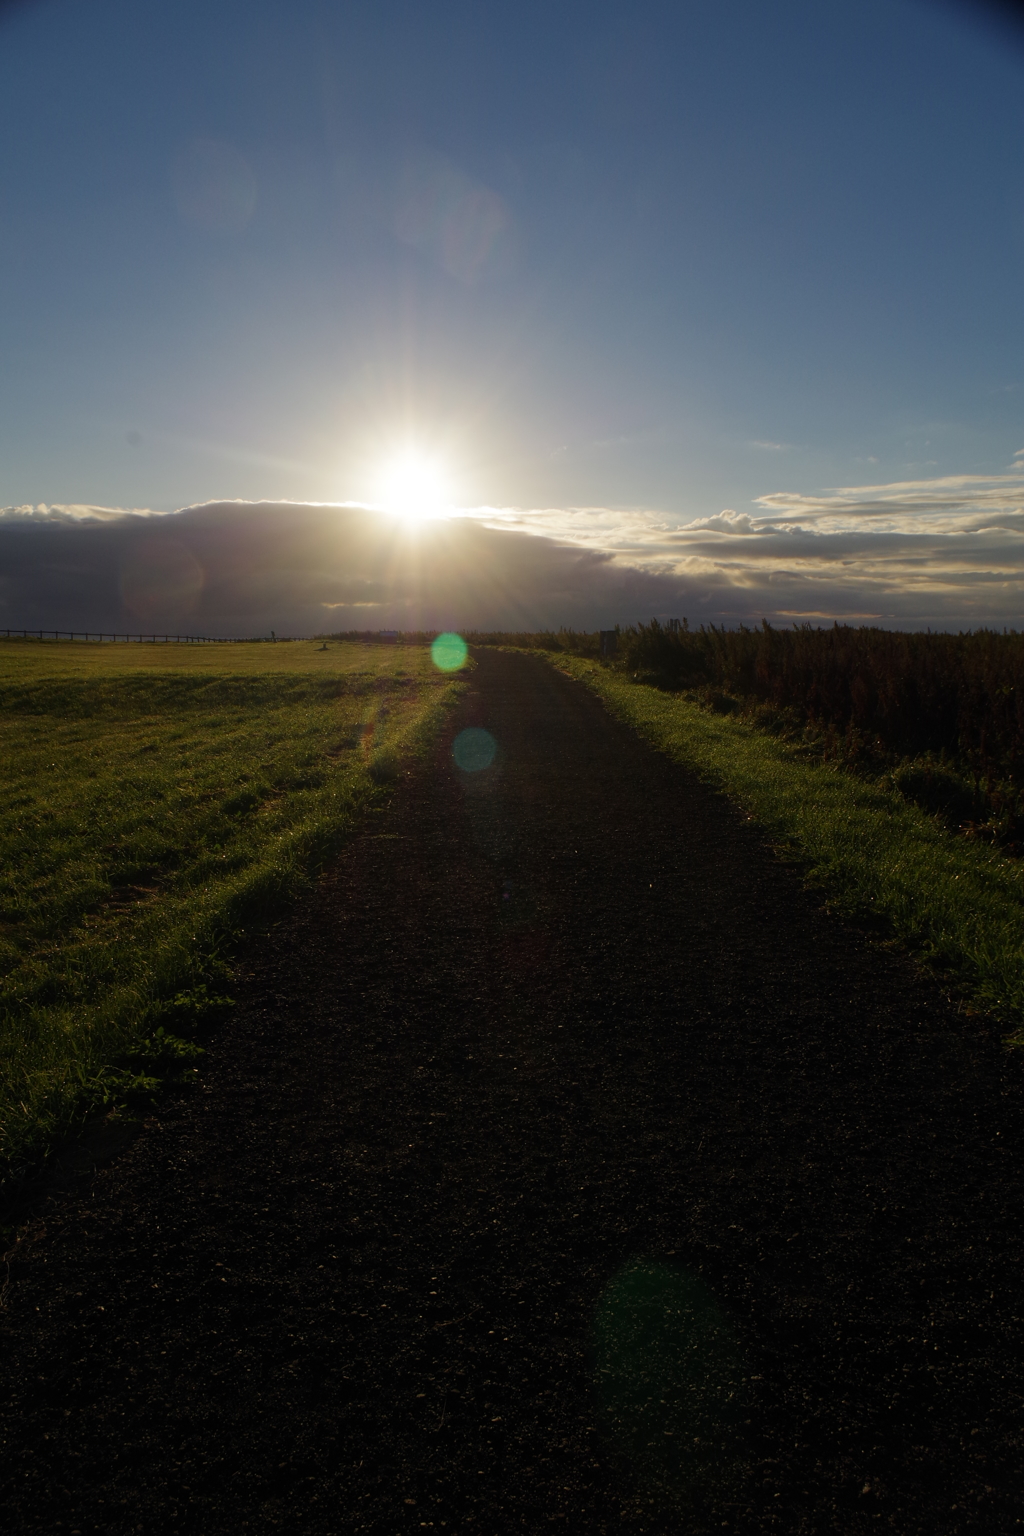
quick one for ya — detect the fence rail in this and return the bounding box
[0,630,265,644]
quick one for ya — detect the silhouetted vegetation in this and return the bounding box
[324,630,438,645]
[469,629,603,657]
[614,621,1024,849]
[326,627,607,656]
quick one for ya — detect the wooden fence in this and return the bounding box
[0,629,262,644]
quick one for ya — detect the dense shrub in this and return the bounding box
[618,620,1024,844]
[469,629,602,657]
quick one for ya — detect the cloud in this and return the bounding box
[464,471,1024,627]
[3,474,1024,635]
[752,471,1024,531]
[0,501,690,634]
[0,503,164,524]
[676,509,761,536]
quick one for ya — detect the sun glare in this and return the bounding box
[378,449,450,520]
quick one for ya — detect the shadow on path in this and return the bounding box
[2,649,1023,1534]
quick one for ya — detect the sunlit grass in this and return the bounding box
[551,654,1024,1036]
[0,640,462,1175]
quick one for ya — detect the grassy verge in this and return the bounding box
[548,653,1024,1038]
[0,640,463,1178]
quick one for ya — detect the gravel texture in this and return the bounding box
[2,647,1024,1534]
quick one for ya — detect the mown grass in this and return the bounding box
[549,653,1024,1038]
[0,640,463,1179]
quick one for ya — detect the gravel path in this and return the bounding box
[3,648,1023,1534]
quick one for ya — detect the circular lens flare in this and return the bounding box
[453,727,496,772]
[591,1260,748,1508]
[431,632,468,671]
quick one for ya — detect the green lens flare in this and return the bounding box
[591,1260,748,1508]
[431,632,468,671]
[453,727,496,772]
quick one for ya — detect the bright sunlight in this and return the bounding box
[377,448,451,520]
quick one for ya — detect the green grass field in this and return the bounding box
[551,653,1024,1040]
[0,639,462,1175]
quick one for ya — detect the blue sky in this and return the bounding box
[3,0,1024,629]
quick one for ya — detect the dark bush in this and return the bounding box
[889,763,978,825]
[618,619,1024,846]
[468,628,602,657]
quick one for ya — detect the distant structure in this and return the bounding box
[0,629,250,644]
[599,630,618,658]
[379,630,399,642]
[668,618,680,633]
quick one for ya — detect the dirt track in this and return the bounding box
[3,648,1024,1534]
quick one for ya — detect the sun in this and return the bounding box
[378,449,450,520]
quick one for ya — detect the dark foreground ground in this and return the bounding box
[3,649,1024,1535]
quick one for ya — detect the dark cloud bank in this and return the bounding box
[0,501,692,637]
[3,495,1023,636]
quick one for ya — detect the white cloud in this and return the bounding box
[0,503,164,523]
[676,509,761,536]
[753,471,1024,532]
[4,473,1024,631]
[458,470,1024,626]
